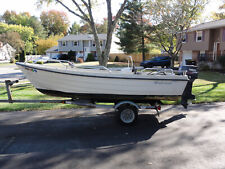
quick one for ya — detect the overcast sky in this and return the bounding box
[0,0,223,25]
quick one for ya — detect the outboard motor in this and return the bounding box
[181,66,198,109]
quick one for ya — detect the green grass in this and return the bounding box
[192,71,225,103]
[0,83,79,112]
[0,71,225,112]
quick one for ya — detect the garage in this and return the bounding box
[182,51,193,65]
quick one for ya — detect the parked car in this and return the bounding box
[140,56,171,68]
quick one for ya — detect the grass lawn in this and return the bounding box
[0,83,79,112]
[192,71,225,103]
[0,71,224,112]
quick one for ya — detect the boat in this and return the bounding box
[16,61,196,108]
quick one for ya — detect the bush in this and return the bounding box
[27,61,33,63]
[10,57,16,63]
[77,57,83,63]
[218,55,225,68]
[68,50,76,61]
[36,61,44,64]
[58,54,68,60]
[114,56,120,62]
[198,62,210,71]
[86,53,95,62]
[19,51,25,62]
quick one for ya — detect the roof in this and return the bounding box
[58,34,107,41]
[188,19,225,32]
[46,46,58,53]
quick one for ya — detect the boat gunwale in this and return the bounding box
[16,62,189,81]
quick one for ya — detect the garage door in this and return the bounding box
[182,51,192,65]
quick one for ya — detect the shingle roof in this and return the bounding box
[188,19,225,32]
[58,34,107,41]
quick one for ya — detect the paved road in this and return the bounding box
[0,64,24,82]
[0,103,225,169]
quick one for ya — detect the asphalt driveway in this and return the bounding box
[0,102,225,169]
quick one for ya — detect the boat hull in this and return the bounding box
[16,62,189,103]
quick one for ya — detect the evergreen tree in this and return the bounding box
[117,0,151,61]
[68,21,80,34]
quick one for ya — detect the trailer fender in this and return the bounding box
[114,101,140,110]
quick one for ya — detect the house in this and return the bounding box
[180,19,225,65]
[46,46,59,58]
[0,42,16,61]
[46,34,123,61]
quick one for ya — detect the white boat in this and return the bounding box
[16,61,195,108]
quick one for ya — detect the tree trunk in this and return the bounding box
[89,21,103,65]
[102,29,114,67]
[141,34,145,61]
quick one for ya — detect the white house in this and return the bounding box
[46,34,123,61]
[0,42,16,61]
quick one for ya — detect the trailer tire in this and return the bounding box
[117,105,138,124]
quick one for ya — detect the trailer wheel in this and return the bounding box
[118,105,138,124]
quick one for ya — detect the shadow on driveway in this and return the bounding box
[0,111,185,155]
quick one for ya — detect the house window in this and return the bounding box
[62,41,67,46]
[100,41,103,46]
[73,41,79,46]
[182,34,187,43]
[92,41,96,47]
[196,31,203,42]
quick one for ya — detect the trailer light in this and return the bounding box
[157,106,161,111]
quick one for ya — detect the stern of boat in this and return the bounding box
[181,72,198,108]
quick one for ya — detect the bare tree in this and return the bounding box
[38,0,128,66]
[148,0,207,67]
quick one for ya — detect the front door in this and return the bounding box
[84,47,90,61]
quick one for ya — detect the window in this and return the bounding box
[182,33,187,43]
[100,41,103,46]
[92,41,96,47]
[196,31,203,42]
[73,41,79,46]
[62,41,66,46]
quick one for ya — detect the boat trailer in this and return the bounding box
[0,79,161,124]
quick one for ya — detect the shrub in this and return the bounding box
[218,55,225,68]
[10,58,16,63]
[27,60,33,63]
[77,57,83,63]
[58,54,68,60]
[86,53,95,62]
[36,61,44,64]
[198,62,210,71]
[68,50,76,61]
[19,51,25,62]
[114,56,120,62]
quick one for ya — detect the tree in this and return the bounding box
[68,21,80,34]
[40,10,69,36]
[2,10,46,38]
[148,0,207,67]
[211,3,225,20]
[0,22,37,54]
[37,0,128,66]
[35,35,62,54]
[117,0,151,61]
[0,32,24,53]
[79,20,107,34]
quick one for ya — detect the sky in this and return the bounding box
[0,0,224,25]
